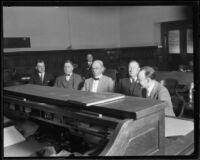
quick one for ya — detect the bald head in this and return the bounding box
[92,60,105,78]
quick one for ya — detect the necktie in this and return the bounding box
[39,73,43,83]
[130,78,135,83]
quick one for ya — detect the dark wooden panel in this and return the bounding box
[4,37,30,48]
[3,46,159,82]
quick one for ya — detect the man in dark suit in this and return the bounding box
[138,66,175,116]
[81,54,94,80]
[54,60,83,90]
[82,60,114,93]
[116,60,143,97]
[29,60,54,86]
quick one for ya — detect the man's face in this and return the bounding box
[64,63,73,75]
[92,62,103,77]
[37,62,45,73]
[87,54,93,62]
[129,62,140,78]
[138,70,149,88]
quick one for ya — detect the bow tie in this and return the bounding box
[65,74,71,76]
[93,77,100,80]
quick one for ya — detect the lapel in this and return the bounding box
[43,73,46,83]
[129,78,139,94]
[62,75,68,87]
[97,76,104,92]
[36,73,43,84]
[149,81,158,99]
[70,74,74,88]
[89,78,94,92]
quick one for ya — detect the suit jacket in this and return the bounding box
[54,73,83,90]
[81,62,93,79]
[82,75,114,93]
[116,78,143,97]
[29,72,54,86]
[146,81,175,116]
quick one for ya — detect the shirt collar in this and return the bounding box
[94,74,102,80]
[130,77,137,83]
[65,73,72,77]
[39,72,45,76]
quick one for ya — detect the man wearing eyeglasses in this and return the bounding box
[82,60,114,93]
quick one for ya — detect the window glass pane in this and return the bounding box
[168,30,180,54]
[187,29,193,54]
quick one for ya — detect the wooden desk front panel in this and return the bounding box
[101,110,165,156]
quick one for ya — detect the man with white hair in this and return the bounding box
[82,60,114,93]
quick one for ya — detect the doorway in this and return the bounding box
[161,20,193,71]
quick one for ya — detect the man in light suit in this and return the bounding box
[138,66,175,116]
[29,60,54,86]
[116,60,143,97]
[54,60,83,90]
[82,60,114,93]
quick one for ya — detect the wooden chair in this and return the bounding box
[161,78,179,97]
[171,96,185,117]
[104,69,117,83]
[3,81,24,87]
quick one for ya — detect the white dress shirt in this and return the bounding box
[88,62,92,66]
[65,73,72,81]
[146,81,155,97]
[39,72,45,82]
[130,77,137,83]
[91,74,102,92]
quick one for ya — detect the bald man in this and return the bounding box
[82,60,114,93]
[116,60,143,97]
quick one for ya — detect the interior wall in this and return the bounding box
[119,6,187,47]
[3,7,71,52]
[3,6,188,52]
[68,7,120,49]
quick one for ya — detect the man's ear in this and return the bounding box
[147,77,151,83]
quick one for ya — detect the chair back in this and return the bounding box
[161,78,178,96]
[4,81,24,87]
[104,69,117,82]
[171,96,185,117]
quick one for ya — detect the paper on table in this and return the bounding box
[4,126,26,147]
[165,117,194,137]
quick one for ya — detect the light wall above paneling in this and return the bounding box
[3,6,189,52]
